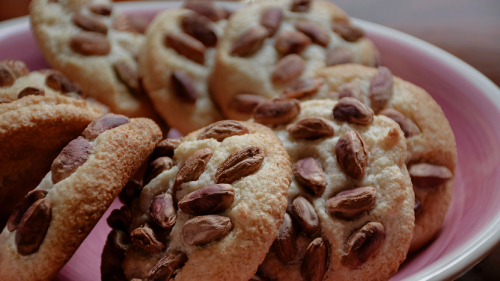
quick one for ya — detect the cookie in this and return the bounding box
[104,121,292,280]
[29,0,160,121]
[251,99,414,281]
[312,64,457,252]
[210,0,380,121]
[139,2,227,134]
[0,94,101,228]
[0,113,162,281]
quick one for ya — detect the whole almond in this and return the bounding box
[327,186,377,220]
[282,78,324,99]
[7,190,47,232]
[175,148,214,188]
[51,137,93,184]
[291,0,311,12]
[143,157,174,186]
[301,237,328,281]
[130,223,167,253]
[0,64,15,87]
[292,196,319,236]
[293,158,327,195]
[253,98,301,125]
[326,47,354,66]
[295,20,329,47]
[369,67,393,112]
[72,13,108,34]
[332,22,364,42]
[338,82,363,102]
[197,120,250,142]
[261,8,283,37]
[275,31,311,55]
[165,32,206,64]
[335,130,368,180]
[113,61,140,93]
[15,198,51,255]
[184,0,225,22]
[89,3,112,16]
[18,87,45,99]
[342,222,386,269]
[409,163,453,189]
[181,13,217,47]
[150,193,177,229]
[287,117,334,140]
[83,113,130,141]
[1,60,29,78]
[178,184,235,215]
[229,94,266,114]
[107,206,132,232]
[333,97,374,125]
[45,70,82,95]
[70,32,111,56]
[182,215,232,245]
[273,213,298,263]
[230,26,269,57]
[271,54,305,85]
[215,146,265,184]
[148,252,188,281]
[171,70,198,104]
[379,108,419,137]
[152,138,183,159]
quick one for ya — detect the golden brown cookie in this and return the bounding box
[0,113,162,281]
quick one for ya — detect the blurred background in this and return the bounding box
[0,0,499,279]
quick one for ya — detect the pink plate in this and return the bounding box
[1,1,500,280]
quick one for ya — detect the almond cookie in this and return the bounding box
[0,95,101,229]
[29,0,160,121]
[0,113,162,281]
[251,99,414,281]
[105,121,292,280]
[210,0,380,121]
[312,65,457,252]
[139,2,227,134]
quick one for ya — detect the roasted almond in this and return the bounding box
[335,130,368,180]
[261,8,283,37]
[148,252,188,281]
[7,190,47,232]
[301,237,328,281]
[15,198,51,255]
[342,222,386,269]
[292,196,319,236]
[369,67,393,112]
[275,31,311,55]
[70,32,111,56]
[174,148,214,189]
[271,54,305,84]
[51,137,93,184]
[197,120,250,142]
[171,70,198,104]
[215,146,265,184]
[253,98,301,125]
[229,94,266,114]
[293,158,327,195]
[326,47,354,66]
[150,193,177,229]
[130,223,167,253]
[0,64,15,87]
[333,97,374,125]
[273,213,297,263]
[379,108,419,137]
[1,60,29,78]
[178,184,235,215]
[332,22,364,42]
[89,3,112,16]
[327,186,377,220]
[82,113,130,141]
[165,32,206,64]
[409,163,453,189]
[152,138,183,159]
[143,157,174,186]
[113,61,140,93]
[72,13,108,34]
[45,70,82,95]
[287,117,334,140]
[182,215,232,245]
[107,206,132,232]
[291,0,311,12]
[184,0,225,22]
[230,26,269,57]
[181,13,217,47]
[338,82,363,102]
[18,87,45,99]
[295,20,329,47]
[282,77,324,99]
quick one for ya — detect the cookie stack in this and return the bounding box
[0,0,456,280]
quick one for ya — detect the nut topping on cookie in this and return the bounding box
[106,206,132,232]
[292,196,320,236]
[287,117,334,140]
[379,108,419,138]
[327,186,377,220]
[150,193,177,229]
[215,146,265,184]
[409,163,453,189]
[342,222,386,269]
[181,13,218,47]
[291,0,312,12]
[333,97,374,125]
[253,98,301,125]
[178,184,235,215]
[70,32,111,56]
[72,13,108,34]
[273,213,298,263]
[113,61,140,93]
[338,82,364,102]
[107,229,130,258]
[2,60,29,78]
[229,94,266,114]
[144,157,174,185]
[336,131,368,180]
[197,120,250,141]
[295,20,329,47]
[182,215,232,245]
[89,3,112,16]
[152,138,183,159]
[184,0,225,22]
[301,237,328,281]
[51,137,93,184]
[130,223,167,253]
[165,33,206,64]
[271,54,305,85]
[230,26,269,57]
[0,64,15,87]
[7,190,47,232]
[293,158,327,195]
[148,252,188,281]
[175,148,214,189]
[119,180,143,208]
[15,198,51,255]
[332,22,364,42]
[82,113,130,140]
[45,70,83,95]
[326,47,354,66]
[282,78,324,99]
[369,67,394,112]
[275,31,311,55]
[18,87,45,99]
[261,8,283,37]
[171,70,198,104]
